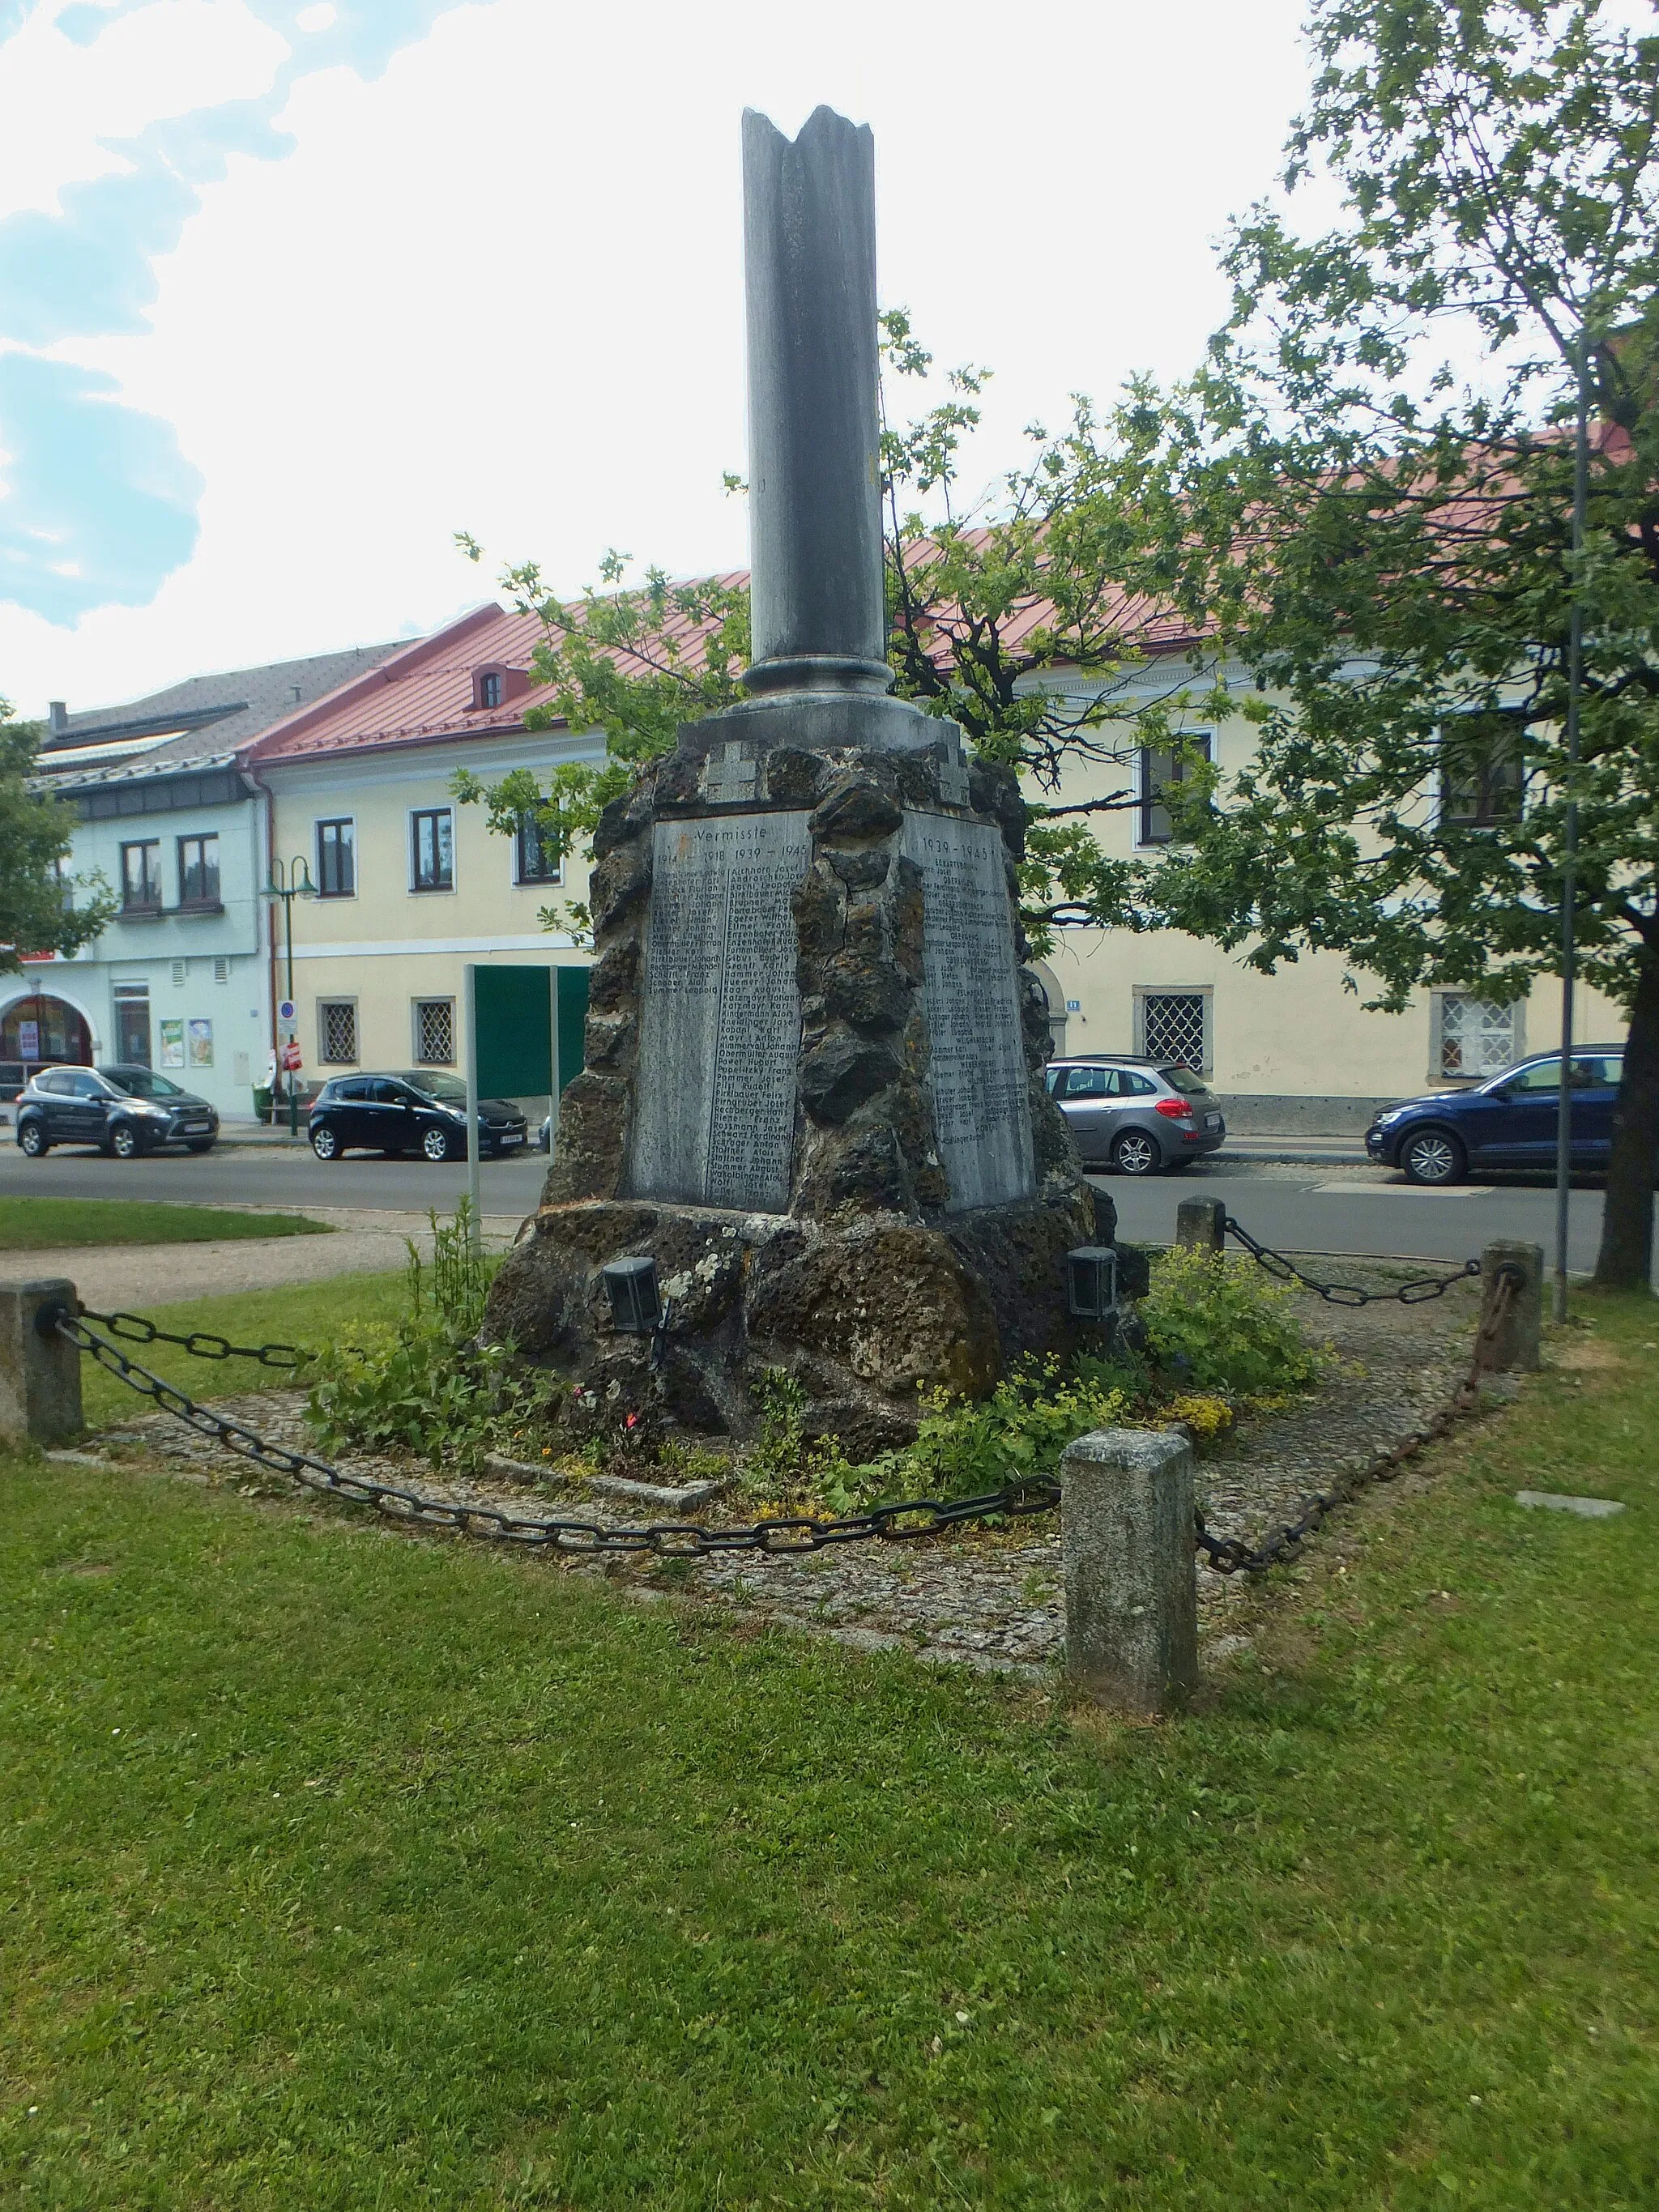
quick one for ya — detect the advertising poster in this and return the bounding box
[18,1020,38,1060]
[188,1018,214,1068]
[159,1019,186,1068]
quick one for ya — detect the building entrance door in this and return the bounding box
[113,987,151,1065]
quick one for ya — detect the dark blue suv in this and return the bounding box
[1365,1046,1625,1184]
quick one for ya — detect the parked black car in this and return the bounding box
[1365,1046,1626,1184]
[14,1064,220,1158]
[307,1072,529,1162]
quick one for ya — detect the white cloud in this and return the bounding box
[296,2,335,28]
[0,0,288,219]
[0,0,1312,712]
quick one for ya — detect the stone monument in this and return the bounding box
[484,105,1123,1454]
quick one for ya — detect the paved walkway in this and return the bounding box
[0,1205,529,1311]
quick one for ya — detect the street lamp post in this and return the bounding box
[1554,327,1592,1324]
[261,856,316,1140]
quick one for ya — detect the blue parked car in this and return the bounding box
[1365,1046,1625,1185]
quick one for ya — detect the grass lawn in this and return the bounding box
[2,1294,1657,2207]
[0,1198,331,1253]
[74,1273,410,1430]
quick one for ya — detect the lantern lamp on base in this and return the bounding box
[1066,1246,1120,1323]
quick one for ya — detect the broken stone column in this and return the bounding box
[482,107,1120,1457]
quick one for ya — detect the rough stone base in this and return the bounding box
[484,1183,1124,1458]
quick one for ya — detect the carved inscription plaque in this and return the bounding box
[900,813,1036,1213]
[625,811,812,1213]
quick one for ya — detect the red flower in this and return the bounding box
[625,1413,639,1430]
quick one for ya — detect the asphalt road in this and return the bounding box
[0,1135,1644,1275]
[1102,1161,1641,1275]
[0,1139,552,1219]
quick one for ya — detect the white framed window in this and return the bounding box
[411,807,454,893]
[1439,712,1525,828]
[177,832,220,907]
[1134,987,1212,1074]
[1137,735,1212,846]
[413,997,455,1065]
[318,1000,359,1064]
[316,817,356,898]
[1433,992,1521,1080]
[121,839,162,911]
[514,810,563,886]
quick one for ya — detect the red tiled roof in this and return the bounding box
[246,577,754,765]
[245,556,1197,769]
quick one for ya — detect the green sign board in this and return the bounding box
[472,965,589,1098]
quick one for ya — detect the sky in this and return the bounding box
[0,0,1316,718]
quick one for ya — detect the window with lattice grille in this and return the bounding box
[1436,993,1518,1078]
[318,1000,358,1064]
[413,998,454,1064]
[1138,990,1209,1072]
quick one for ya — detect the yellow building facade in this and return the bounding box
[247,607,599,1113]
[244,610,1620,1137]
[1021,660,1624,1131]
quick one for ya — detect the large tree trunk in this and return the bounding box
[1593,939,1659,1290]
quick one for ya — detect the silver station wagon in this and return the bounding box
[1044,1055,1226,1175]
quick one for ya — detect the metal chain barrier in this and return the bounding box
[53,1307,1060,1558]
[1193,1264,1520,1574]
[75,1305,311,1371]
[1222,1217,1480,1306]
[62,1234,1514,1581]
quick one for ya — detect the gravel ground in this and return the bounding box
[82,1261,1504,1678]
[0,1206,531,1307]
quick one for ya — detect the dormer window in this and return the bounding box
[469,663,524,711]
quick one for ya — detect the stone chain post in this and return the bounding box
[0,1279,83,1448]
[1060,1428,1198,1714]
[1480,1240,1543,1373]
[1175,1198,1227,1254]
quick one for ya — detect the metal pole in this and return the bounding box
[1553,327,1591,1323]
[548,966,562,1149]
[284,884,298,1140]
[463,962,481,1256]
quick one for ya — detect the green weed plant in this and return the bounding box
[1141,1245,1326,1396]
[305,1201,553,1470]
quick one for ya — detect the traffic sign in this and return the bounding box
[278,999,296,1023]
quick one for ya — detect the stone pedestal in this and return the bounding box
[484,742,1111,1449]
